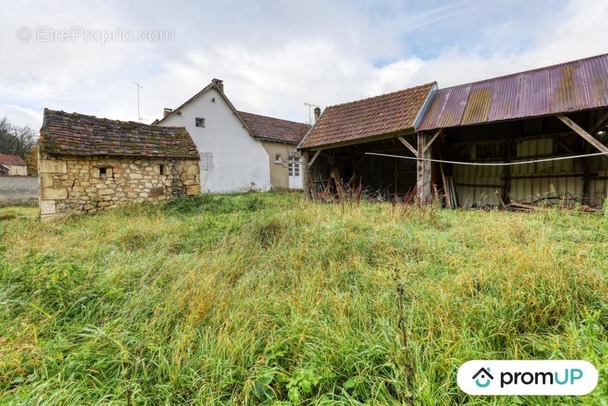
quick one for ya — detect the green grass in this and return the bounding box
[0,193,606,405]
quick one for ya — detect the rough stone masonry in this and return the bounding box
[39,154,199,218]
[39,109,201,220]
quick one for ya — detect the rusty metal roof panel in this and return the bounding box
[419,53,608,131]
[421,85,470,129]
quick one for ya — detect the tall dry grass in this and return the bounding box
[0,193,606,404]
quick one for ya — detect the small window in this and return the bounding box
[275,153,282,163]
[99,166,113,179]
[195,117,205,128]
[159,164,166,175]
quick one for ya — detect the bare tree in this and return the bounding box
[0,117,38,159]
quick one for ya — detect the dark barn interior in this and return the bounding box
[307,133,419,198]
[435,108,608,207]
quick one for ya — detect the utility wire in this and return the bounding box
[365,151,608,166]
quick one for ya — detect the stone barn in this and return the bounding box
[39,109,200,219]
[0,154,27,176]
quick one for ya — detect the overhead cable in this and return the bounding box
[364,151,608,166]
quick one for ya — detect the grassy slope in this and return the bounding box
[0,193,606,405]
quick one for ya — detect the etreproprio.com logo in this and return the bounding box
[458,360,598,396]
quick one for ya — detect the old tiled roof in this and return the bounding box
[419,53,608,131]
[298,82,436,149]
[40,109,200,159]
[0,154,26,166]
[238,111,310,144]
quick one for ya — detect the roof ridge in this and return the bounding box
[45,109,176,129]
[440,53,608,91]
[324,82,436,110]
[238,110,310,126]
[156,80,220,124]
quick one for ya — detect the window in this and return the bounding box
[195,117,205,128]
[288,159,301,177]
[201,153,213,171]
[99,167,113,179]
[275,153,282,164]
[159,164,167,175]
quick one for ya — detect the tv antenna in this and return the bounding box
[133,81,144,121]
[304,102,319,124]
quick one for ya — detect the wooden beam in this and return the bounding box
[307,150,322,168]
[591,109,608,135]
[397,137,418,157]
[557,114,608,154]
[555,138,576,155]
[422,129,442,154]
[353,154,367,170]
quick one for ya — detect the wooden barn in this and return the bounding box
[299,54,608,208]
[297,82,437,199]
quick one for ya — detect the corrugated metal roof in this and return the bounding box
[299,82,436,150]
[419,53,608,131]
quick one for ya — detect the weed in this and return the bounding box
[0,192,606,404]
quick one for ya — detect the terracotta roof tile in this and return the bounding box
[238,111,310,144]
[0,154,26,166]
[40,109,199,159]
[299,82,435,149]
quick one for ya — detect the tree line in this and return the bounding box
[0,117,37,159]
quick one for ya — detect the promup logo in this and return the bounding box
[472,367,494,388]
[458,360,598,396]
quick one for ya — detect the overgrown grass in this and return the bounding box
[0,193,606,405]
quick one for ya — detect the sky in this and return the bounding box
[2,0,608,132]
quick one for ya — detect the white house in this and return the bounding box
[156,79,310,193]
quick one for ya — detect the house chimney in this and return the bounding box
[314,107,321,123]
[163,108,173,117]
[212,78,224,92]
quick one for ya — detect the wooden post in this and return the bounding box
[437,147,451,209]
[302,151,310,199]
[582,158,590,205]
[394,159,399,196]
[502,142,511,204]
[417,132,432,205]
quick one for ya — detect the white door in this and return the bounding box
[288,158,303,189]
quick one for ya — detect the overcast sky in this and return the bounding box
[2,0,608,131]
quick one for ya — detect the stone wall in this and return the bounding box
[39,153,200,219]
